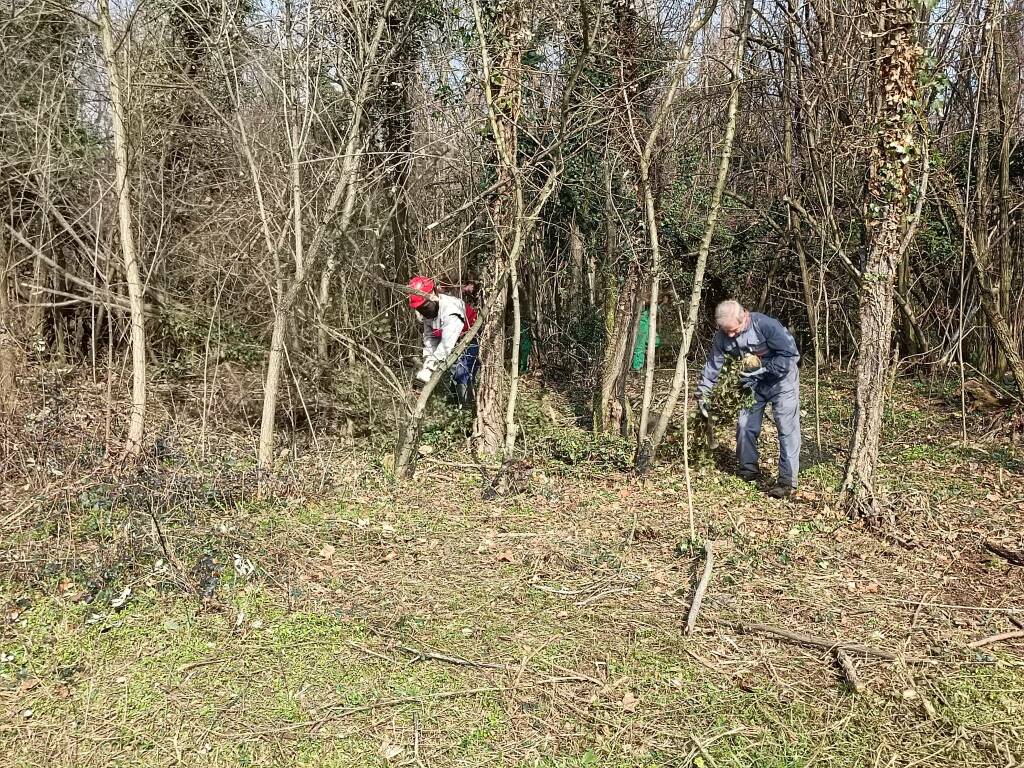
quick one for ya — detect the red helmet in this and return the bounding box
[407,276,434,309]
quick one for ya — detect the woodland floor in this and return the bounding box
[1,365,1023,767]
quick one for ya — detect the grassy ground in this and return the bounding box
[1,369,1023,767]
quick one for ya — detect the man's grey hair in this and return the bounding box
[715,300,745,327]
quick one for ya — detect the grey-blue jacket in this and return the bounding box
[697,312,800,399]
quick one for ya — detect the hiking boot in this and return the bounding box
[767,485,794,499]
[737,469,760,482]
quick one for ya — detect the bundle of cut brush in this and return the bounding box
[693,353,758,458]
[710,353,759,420]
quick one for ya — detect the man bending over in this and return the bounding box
[697,300,801,498]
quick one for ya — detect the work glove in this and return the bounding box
[415,356,441,384]
[738,367,767,388]
[697,398,710,419]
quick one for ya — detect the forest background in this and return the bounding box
[1,0,1023,766]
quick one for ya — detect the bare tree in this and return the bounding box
[635,0,752,471]
[250,0,391,471]
[635,0,717,452]
[99,0,148,458]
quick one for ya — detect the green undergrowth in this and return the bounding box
[2,371,1022,767]
[516,385,633,470]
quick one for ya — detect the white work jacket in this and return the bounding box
[420,293,468,365]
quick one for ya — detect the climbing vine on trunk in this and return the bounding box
[839,0,925,520]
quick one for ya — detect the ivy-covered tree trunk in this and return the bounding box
[473,0,524,457]
[839,0,924,519]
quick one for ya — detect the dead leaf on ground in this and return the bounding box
[476,539,495,554]
[379,738,404,761]
[621,691,638,712]
[319,544,336,560]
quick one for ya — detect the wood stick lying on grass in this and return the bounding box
[685,540,715,636]
[395,643,505,670]
[968,629,1024,649]
[983,539,1024,566]
[734,622,897,660]
[835,649,865,693]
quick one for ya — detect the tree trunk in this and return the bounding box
[839,0,924,518]
[382,13,418,286]
[258,313,288,467]
[596,265,641,435]
[474,273,510,456]
[99,0,148,458]
[0,224,12,328]
[995,27,1014,382]
[593,163,623,433]
[504,257,522,455]
[0,225,19,418]
[0,326,17,418]
[471,0,525,458]
[783,0,819,354]
[568,214,585,319]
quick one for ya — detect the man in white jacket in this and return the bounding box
[408,276,479,405]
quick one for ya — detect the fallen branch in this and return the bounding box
[150,512,194,595]
[968,629,1024,649]
[734,622,897,660]
[983,539,1024,566]
[689,734,719,767]
[178,658,227,674]
[576,586,635,606]
[395,643,505,670]
[835,649,865,694]
[685,540,716,636]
